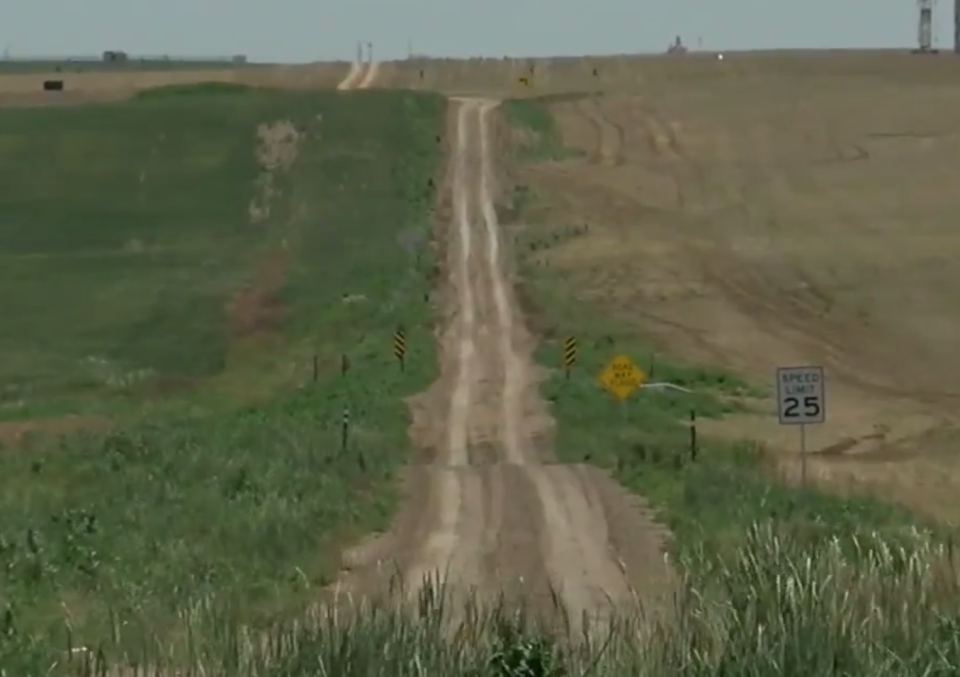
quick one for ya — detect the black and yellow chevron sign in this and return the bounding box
[563,336,576,373]
[394,325,407,370]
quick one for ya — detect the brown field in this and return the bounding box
[373,51,960,524]
[0,62,352,105]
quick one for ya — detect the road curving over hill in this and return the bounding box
[340,97,673,633]
[337,53,378,91]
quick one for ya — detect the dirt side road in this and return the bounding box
[342,98,672,632]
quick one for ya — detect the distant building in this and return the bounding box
[232,54,247,64]
[102,50,128,63]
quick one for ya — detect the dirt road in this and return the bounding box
[337,55,378,91]
[344,98,672,631]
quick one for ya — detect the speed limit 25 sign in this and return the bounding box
[776,365,825,425]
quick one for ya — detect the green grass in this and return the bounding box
[0,85,446,666]
[0,85,269,416]
[0,84,442,419]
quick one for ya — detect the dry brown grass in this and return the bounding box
[380,51,960,524]
[0,62,352,105]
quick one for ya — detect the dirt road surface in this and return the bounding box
[340,98,672,632]
[337,54,377,91]
[336,61,363,90]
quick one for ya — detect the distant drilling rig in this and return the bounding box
[913,0,960,53]
[915,0,938,53]
[955,0,960,52]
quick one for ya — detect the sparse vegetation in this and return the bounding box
[499,94,960,677]
[501,98,583,162]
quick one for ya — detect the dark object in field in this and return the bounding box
[42,80,64,92]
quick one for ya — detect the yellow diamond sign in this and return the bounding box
[597,354,646,400]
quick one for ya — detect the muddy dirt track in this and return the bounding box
[338,62,672,630]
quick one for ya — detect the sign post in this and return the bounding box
[394,325,407,372]
[563,337,577,380]
[775,365,826,486]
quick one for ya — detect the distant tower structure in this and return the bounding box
[666,35,688,55]
[955,0,960,53]
[916,0,937,53]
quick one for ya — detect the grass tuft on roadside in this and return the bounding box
[23,544,960,677]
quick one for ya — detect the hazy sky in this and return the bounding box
[1,0,953,62]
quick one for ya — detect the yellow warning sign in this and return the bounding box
[597,354,646,400]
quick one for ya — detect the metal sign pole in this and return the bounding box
[800,422,807,487]
[776,365,824,489]
[621,390,632,439]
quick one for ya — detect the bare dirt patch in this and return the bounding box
[0,415,110,448]
[226,249,288,342]
[227,119,304,357]
[248,119,301,223]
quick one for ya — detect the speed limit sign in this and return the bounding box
[776,365,825,486]
[776,365,825,424]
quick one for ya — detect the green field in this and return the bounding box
[0,83,441,419]
[0,83,446,670]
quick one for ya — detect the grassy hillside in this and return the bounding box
[0,84,439,419]
[0,84,445,669]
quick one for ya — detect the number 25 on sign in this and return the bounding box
[776,365,825,486]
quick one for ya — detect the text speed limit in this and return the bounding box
[776,365,825,425]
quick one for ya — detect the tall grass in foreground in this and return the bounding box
[9,520,958,676]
